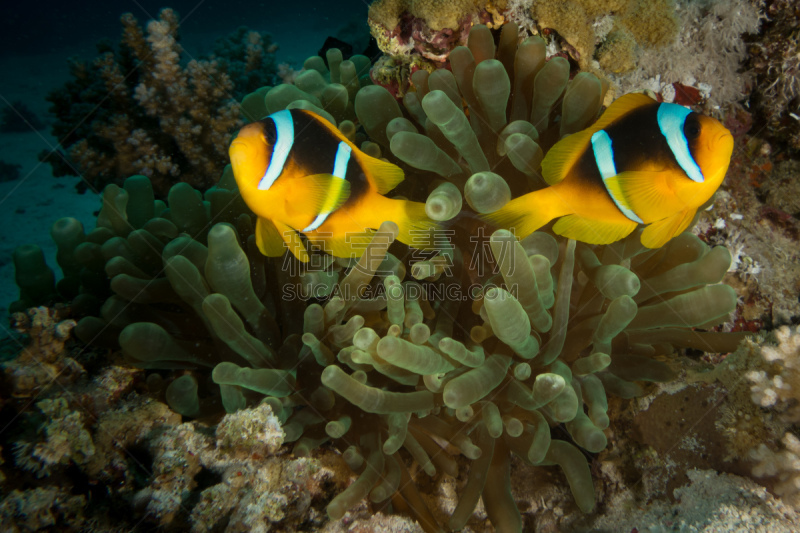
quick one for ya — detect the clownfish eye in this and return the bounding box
[262,119,277,146]
[684,114,701,139]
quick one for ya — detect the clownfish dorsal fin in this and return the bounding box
[294,107,406,195]
[552,214,638,245]
[640,209,696,248]
[541,129,594,185]
[272,220,310,262]
[591,93,657,131]
[282,173,351,220]
[541,93,656,186]
[255,218,287,257]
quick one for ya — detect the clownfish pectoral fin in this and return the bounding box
[590,93,657,131]
[283,173,351,220]
[273,220,310,263]
[604,170,686,222]
[255,218,287,257]
[355,153,405,195]
[541,129,594,185]
[640,209,696,248]
[552,214,638,245]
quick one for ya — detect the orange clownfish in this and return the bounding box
[484,93,734,248]
[229,109,437,262]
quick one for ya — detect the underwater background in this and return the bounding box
[1,0,799,531]
[0,0,370,331]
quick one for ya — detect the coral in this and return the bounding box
[596,26,639,74]
[38,8,275,196]
[747,325,800,420]
[0,487,86,532]
[751,432,800,508]
[616,0,679,48]
[367,0,761,111]
[13,397,95,477]
[1,307,83,397]
[701,333,786,461]
[86,394,180,488]
[744,326,800,508]
[210,26,280,101]
[11,24,749,532]
[133,402,336,531]
[693,148,800,325]
[589,468,800,531]
[215,402,285,457]
[745,0,800,152]
[693,325,800,510]
[366,0,678,93]
[612,0,764,113]
[530,0,605,68]
[756,159,800,218]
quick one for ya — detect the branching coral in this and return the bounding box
[11,22,749,532]
[747,325,800,418]
[211,26,280,101]
[746,326,800,507]
[701,325,800,509]
[39,8,276,195]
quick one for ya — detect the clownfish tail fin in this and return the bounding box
[482,187,571,239]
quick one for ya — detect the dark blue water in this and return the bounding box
[0,0,371,63]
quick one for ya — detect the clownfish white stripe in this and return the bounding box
[592,130,644,224]
[303,141,353,232]
[332,141,352,179]
[657,104,705,183]
[591,130,617,180]
[258,109,294,191]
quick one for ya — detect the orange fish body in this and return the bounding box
[229,109,436,262]
[485,93,734,248]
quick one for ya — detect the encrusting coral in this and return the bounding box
[611,0,764,112]
[39,8,278,196]
[0,486,86,532]
[366,0,762,114]
[13,398,95,478]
